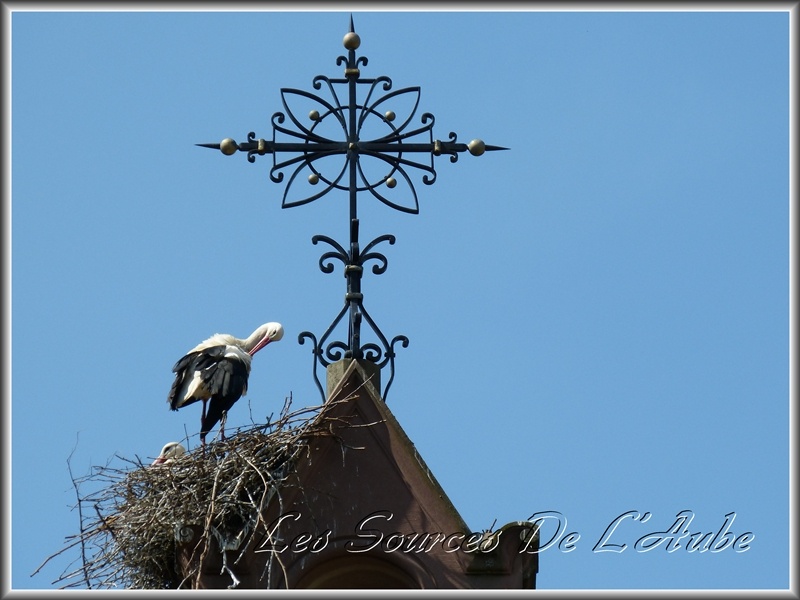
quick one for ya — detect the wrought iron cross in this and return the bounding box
[198,17,506,401]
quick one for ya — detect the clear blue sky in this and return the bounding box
[7,7,792,591]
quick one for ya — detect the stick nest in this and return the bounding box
[36,395,341,589]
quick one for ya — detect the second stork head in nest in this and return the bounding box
[167,322,284,445]
[151,441,187,466]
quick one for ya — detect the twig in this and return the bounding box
[66,434,92,588]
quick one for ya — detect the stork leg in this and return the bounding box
[200,399,208,447]
[220,410,228,441]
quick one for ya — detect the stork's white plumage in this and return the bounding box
[167,322,284,445]
[151,441,186,465]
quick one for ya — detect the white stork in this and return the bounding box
[167,322,284,445]
[151,441,187,465]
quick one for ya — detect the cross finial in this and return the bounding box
[197,19,506,401]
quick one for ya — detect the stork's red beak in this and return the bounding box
[152,456,166,465]
[248,336,272,356]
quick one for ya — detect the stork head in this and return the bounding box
[152,441,186,465]
[247,322,284,356]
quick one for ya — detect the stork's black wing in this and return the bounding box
[168,346,248,405]
[199,350,250,437]
[167,350,206,410]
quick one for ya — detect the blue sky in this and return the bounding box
[7,7,792,591]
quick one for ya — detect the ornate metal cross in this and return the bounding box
[198,17,505,402]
